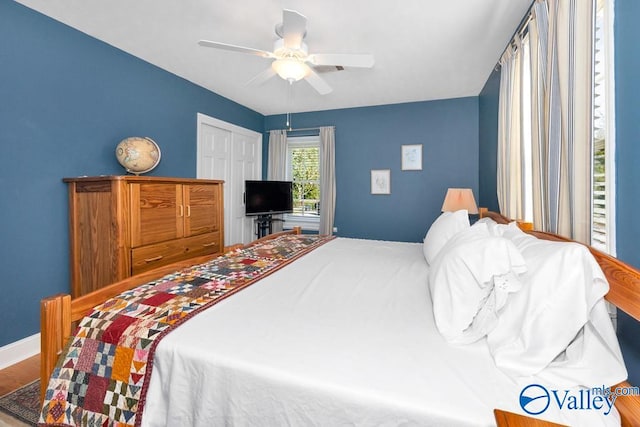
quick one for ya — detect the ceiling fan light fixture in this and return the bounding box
[199,9,373,94]
[271,58,308,82]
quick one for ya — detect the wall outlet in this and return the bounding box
[333,227,338,233]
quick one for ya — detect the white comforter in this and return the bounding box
[142,237,622,426]
[488,227,627,388]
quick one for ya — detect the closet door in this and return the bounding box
[197,113,261,245]
[230,132,260,244]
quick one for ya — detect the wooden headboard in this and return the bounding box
[479,209,640,426]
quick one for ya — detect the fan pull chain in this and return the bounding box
[285,79,294,130]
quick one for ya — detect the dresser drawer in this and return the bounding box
[131,232,221,275]
[182,232,222,258]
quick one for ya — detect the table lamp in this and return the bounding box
[441,188,478,215]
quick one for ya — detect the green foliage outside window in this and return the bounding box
[291,147,320,216]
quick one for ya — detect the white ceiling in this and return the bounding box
[16,0,530,115]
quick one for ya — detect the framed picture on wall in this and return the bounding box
[401,144,422,171]
[371,169,391,195]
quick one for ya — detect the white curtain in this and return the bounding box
[560,0,593,243]
[497,40,525,221]
[529,7,546,230]
[498,0,593,244]
[267,130,287,232]
[319,126,336,235]
[530,0,593,243]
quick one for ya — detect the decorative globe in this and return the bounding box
[115,137,161,175]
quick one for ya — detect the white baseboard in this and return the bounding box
[0,334,40,370]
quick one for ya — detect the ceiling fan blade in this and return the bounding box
[198,40,273,58]
[303,65,332,95]
[282,9,307,49]
[245,67,277,87]
[308,53,375,68]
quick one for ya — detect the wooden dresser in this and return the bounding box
[64,176,224,297]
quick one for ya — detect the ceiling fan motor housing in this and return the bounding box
[273,39,308,60]
[275,23,307,40]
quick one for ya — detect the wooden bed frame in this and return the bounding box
[39,214,640,426]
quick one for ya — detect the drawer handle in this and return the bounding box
[144,255,164,263]
[202,242,217,248]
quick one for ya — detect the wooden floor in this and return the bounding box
[0,354,39,396]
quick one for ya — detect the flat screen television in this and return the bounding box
[245,180,293,216]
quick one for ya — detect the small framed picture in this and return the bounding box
[371,169,391,195]
[401,144,422,171]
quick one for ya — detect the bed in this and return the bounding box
[39,211,640,426]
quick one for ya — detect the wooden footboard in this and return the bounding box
[479,209,640,426]
[39,227,301,401]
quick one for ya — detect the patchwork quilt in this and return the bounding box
[40,233,334,427]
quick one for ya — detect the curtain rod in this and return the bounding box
[495,1,535,69]
[273,126,335,132]
[515,13,533,40]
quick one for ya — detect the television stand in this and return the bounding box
[253,214,284,239]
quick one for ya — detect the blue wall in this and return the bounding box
[614,2,640,278]
[478,69,501,212]
[613,0,640,386]
[477,0,640,385]
[264,98,479,243]
[0,1,263,347]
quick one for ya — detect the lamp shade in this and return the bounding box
[441,188,478,214]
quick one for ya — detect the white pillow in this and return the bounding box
[473,217,501,236]
[473,217,520,238]
[428,223,527,344]
[422,210,470,265]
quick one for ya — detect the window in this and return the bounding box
[285,136,320,229]
[592,0,616,255]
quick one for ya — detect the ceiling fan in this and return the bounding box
[198,9,374,95]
